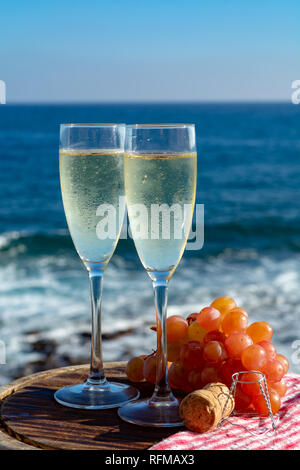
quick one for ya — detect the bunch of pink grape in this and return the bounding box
[126,297,289,415]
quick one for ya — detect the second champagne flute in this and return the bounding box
[55,124,139,409]
[118,124,197,426]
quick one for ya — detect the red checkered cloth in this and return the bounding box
[150,373,300,450]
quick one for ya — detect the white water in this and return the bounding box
[0,235,299,384]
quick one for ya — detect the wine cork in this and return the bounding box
[203,382,235,418]
[179,389,222,433]
[179,383,235,433]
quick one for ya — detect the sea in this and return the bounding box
[0,102,299,384]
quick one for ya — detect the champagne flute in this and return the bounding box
[55,124,139,409]
[118,124,197,426]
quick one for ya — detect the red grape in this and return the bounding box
[225,332,253,358]
[201,365,222,386]
[241,344,267,371]
[167,341,182,362]
[269,379,287,398]
[253,388,281,415]
[166,315,188,342]
[247,321,273,343]
[203,340,227,364]
[257,341,276,361]
[197,307,221,331]
[234,384,252,412]
[187,320,207,342]
[221,358,244,387]
[240,371,265,396]
[180,341,203,369]
[222,309,248,335]
[143,355,157,384]
[126,356,145,382]
[276,354,289,375]
[203,330,226,344]
[210,296,237,317]
[168,361,186,389]
[186,312,198,325]
[263,359,284,383]
[188,369,203,390]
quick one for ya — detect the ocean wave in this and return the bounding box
[0,230,72,256]
[1,219,300,264]
[0,244,299,382]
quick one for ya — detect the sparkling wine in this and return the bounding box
[124,152,197,279]
[60,149,125,263]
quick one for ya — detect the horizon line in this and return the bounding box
[0,99,293,106]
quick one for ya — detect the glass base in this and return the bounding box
[118,398,184,427]
[54,381,140,410]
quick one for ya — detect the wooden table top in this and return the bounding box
[0,363,183,450]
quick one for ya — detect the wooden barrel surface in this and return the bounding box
[0,363,182,450]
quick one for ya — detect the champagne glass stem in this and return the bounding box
[150,278,177,405]
[55,263,140,408]
[86,267,107,386]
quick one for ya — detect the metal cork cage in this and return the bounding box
[219,370,278,436]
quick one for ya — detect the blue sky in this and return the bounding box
[1,0,299,102]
